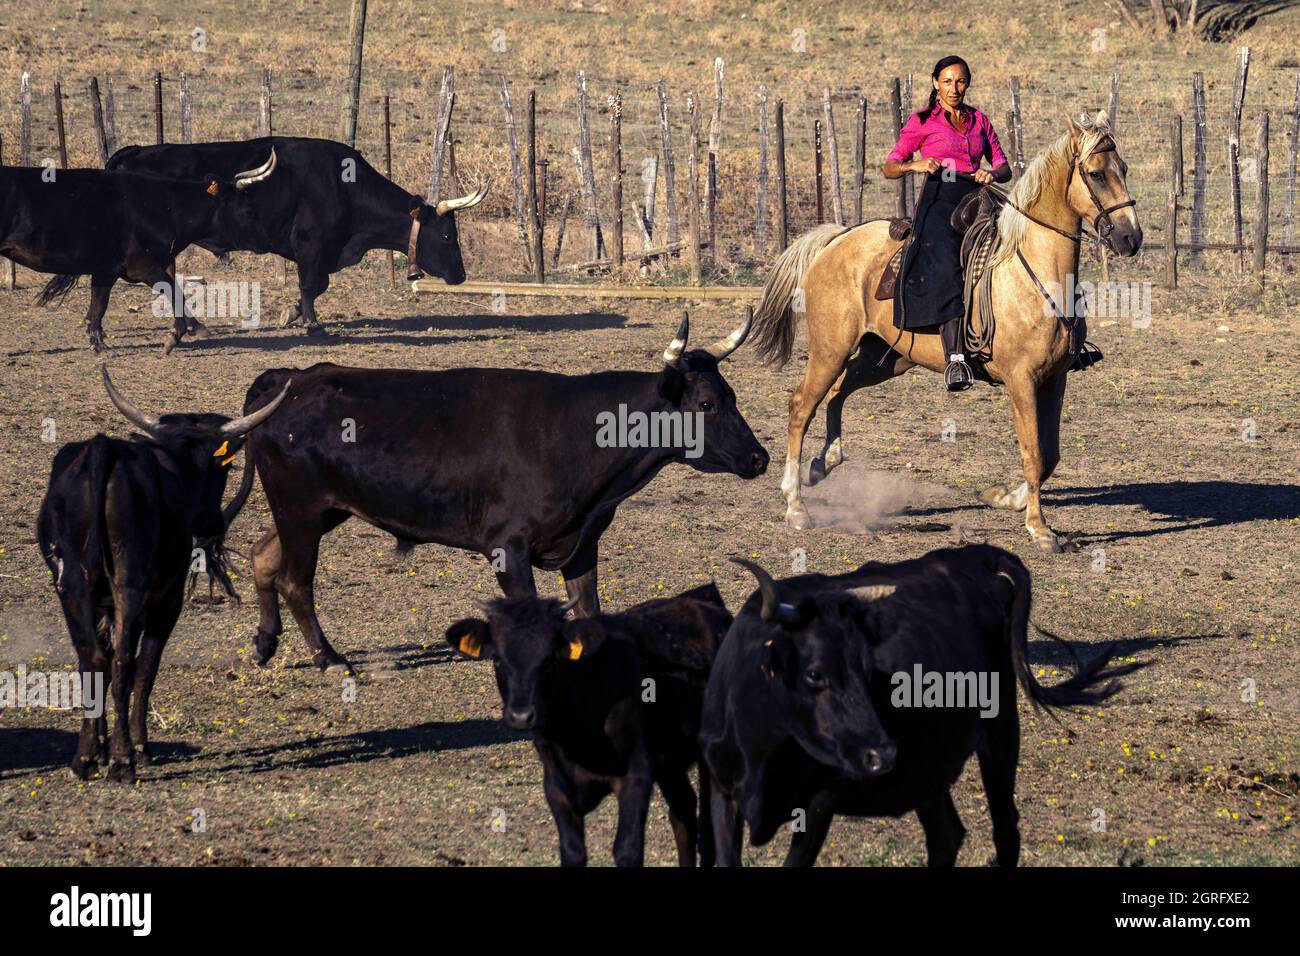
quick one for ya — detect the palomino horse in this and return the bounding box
[748,111,1142,552]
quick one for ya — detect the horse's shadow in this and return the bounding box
[907,480,1299,543]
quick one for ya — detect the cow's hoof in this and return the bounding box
[133,745,154,767]
[315,653,353,676]
[106,759,136,784]
[88,336,108,354]
[278,304,302,328]
[304,323,333,338]
[785,505,813,530]
[252,631,279,666]
[68,757,98,781]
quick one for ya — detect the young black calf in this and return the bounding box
[37,368,289,782]
[701,545,1147,866]
[446,582,732,866]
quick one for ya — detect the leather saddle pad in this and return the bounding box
[874,217,912,301]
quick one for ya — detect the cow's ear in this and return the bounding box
[656,364,687,405]
[760,634,798,685]
[445,618,492,660]
[560,619,606,661]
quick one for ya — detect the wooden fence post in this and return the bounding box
[1284,71,1299,270]
[102,77,118,156]
[1166,115,1180,288]
[707,57,724,257]
[258,68,273,138]
[179,72,193,143]
[427,66,455,202]
[499,74,532,273]
[775,98,788,250]
[823,87,843,225]
[1,134,12,288]
[890,78,905,218]
[1254,111,1269,293]
[382,92,392,287]
[54,79,68,168]
[610,90,624,272]
[573,71,603,261]
[687,94,703,284]
[20,73,32,167]
[902,73,915,214]
[1190,72,1207,266]
[1108,73,1120,133]
[339,0,367,148]
[154,71,164,144]
[88,78,110,164]
[1229,46,1250,272]
[853,96,866,226]
[551,194,572,268]
[755,84,769,257]
[814,119,824,224]
[656,79,680,245]
[527,91,545,283]
[1009,76,1025,178]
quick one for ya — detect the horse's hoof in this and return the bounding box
[1031,531,1063,554]
[162,333,181,355]
[785,507,813,531]
[981,483,1028,511]
[252,632,279,666]
[808,460,828,486]
[279,304,301,328]
[187,321,211,340]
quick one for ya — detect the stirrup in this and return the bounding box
[1071,340,1105,371]
[944,354,974,391]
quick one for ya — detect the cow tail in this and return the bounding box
[748,223,845,368]
[997,550,1148,712]
[84,437,112,593]
[37,274,79,306]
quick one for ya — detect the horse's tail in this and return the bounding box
[749,223,845,368]
[37,273,80,306]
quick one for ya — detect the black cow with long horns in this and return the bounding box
[105,135,488,338]
[2,150,278,352]
[37,368,291,782]
[220,310,769,673]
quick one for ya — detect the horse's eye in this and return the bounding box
[1089,170,1105,181]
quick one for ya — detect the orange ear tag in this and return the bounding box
[567,640,584,661]
[206,180,220,196]
[212,440,230,459]
[458,634,482,658]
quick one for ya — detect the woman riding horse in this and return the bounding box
[883,55,1011,391]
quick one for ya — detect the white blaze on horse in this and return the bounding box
[748,111,1141,552]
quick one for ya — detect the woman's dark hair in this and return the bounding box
[918,56,971,120]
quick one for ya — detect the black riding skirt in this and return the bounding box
[893,174,980,331]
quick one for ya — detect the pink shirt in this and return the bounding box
[887,105,1008,175]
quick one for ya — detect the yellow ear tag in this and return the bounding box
[457,634,481,658]
[220,452,238,466]
[212,440,230,459]
[567,640,584,661]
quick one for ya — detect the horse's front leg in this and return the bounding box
[999,373,1062,552]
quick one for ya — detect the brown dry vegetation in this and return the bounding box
[0,1,1298,866]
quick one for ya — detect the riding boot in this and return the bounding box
[940,317,974,391]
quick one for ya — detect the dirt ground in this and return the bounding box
[0,242,1296,867]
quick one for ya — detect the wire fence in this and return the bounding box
[2,62,1298,284]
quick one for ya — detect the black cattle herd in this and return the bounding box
[9,135,1145,866]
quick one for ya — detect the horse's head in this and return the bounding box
[1064,110,1142,257]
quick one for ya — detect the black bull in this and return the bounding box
[701,544,1147,867]
[0,151,278,352]
[105,135,487,337]
[220,313,768,672]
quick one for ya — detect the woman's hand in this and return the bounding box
[911,157,942,175]
[973,168,994,185]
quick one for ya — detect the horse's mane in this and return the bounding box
[989,110,1115,269]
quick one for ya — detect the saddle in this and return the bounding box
[873,189,1000,301]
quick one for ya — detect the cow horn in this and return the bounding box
[233,148,277,189]
[557,596,581,616]
[703,306,753,361]
[219,379,292,437]
[849,584,897,602]
[435,178,492,216]
[662,311,690,366]
[731,557,801,626]
[101,366,160,435]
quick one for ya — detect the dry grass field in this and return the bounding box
[0,0,1298,866]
